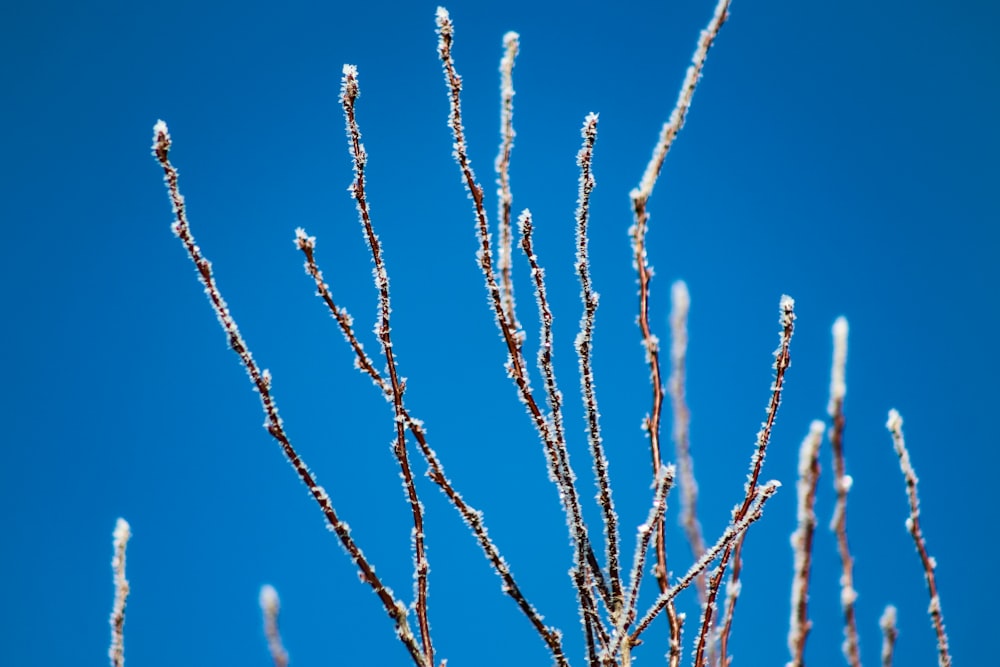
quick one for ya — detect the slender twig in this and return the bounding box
[668,281,706,603]
[574,113,624,617]
[611,464,675,665]
[520,208,606,664]
[294,230,569,667]
[495,30,522,339]
[787,421,825,667]
[879,605,898,667]
[886,410,952,667]
[717,533,745,667]
[827,317,860,667]
[692,295,795,667]
[339,65,434,664]
[152,121,429,667]
[628,3,732,663]
[629,481,781,646]
[259,585,289,667]
[436,7,610,620]
[109,518,130,667]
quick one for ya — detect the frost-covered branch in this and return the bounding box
[436,7,610,631]
[692,295,795,667]
[787,420,824,667]
[668,281,706,605]
[109,518,130,667]
[259,585,288,667]
[827,317,861,667]
[339,65,434,664]
[879,605,898,667]
[629,480,780,646]
[495,30,522,338]
[886,411,951,667]
[294,228,568,665]
[573,112,624,617]
[152,121,430,667]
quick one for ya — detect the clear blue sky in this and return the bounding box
[2,0,997,666]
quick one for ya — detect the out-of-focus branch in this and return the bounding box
[109,518,130,667]
[787,421,825,667]
[259,585,288,667]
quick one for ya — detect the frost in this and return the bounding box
[259,584,280,614]
[839,474,853,493]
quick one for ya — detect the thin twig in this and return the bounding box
[827,317,861,667]
[628,3,732,663]
[692,295,795,667]
[294,230,569,667]
[886,410,952,667]
[436,6,610,621]
[574,113,624,616]
[879,605,898,667]
[339,65,434,664]
[668,281,707,604]
[787,420,824,667]
[259,585,289,667]
[520,209,606,664]
[152,121,429,667]
[717,532,745,667]
[629,481,781,646]
[495,30,522,339]
[612,464,675,665]
[109,518,130,667]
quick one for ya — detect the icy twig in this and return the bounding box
[668,281,706,602]
[886,411,951,667]
[826,316,861,667]
[631,0,731,206]
[629,481,780,647]
[152,121,429,667]
[573,113,625,616]
[520,209,606,663]
[692,296,795,667]
[787,421,824,667]
[340,65,434,664]
[495,30,522,338]
[109,518,130,667]
[717,533,745,667]
[259,585,288,667]
[627,5,731,662]
[295,230,569,667]
[610,464,675,664]
[879,605,898,667]
[436,6,609,626]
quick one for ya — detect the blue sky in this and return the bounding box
[2,0,997,666]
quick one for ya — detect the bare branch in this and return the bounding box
[787,420,824,667]
[109,518,130,667]
[827,317,861,667]
[259,585,289,667]
[879,605,898,667]
[886,410,952,667]
[152,121,429,667]
[692,295,795,667]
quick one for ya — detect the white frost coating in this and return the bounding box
[259,584,280,614]
[886,408,903,431]
[840,586,858,606]
[828,316,849,413]
[671,280,690,315]
[839,474,854,493]
[113,517,131,546]
[343,63,358,77]
[780,294,796,319]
